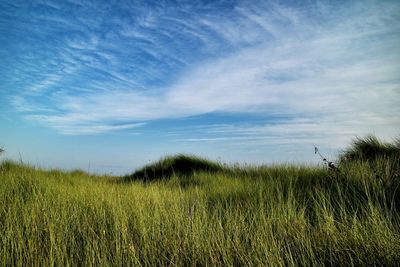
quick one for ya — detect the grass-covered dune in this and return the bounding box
[124,154,224,182]
[1,136,400,266]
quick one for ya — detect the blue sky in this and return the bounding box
[1,0,399,174]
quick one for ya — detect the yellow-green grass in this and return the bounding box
[1,154,399,266]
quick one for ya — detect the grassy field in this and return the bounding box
[1,136,399,266]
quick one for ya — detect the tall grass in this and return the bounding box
[1,136,400,266]
[339,135,400,163]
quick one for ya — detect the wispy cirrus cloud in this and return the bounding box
[1,0,399,141]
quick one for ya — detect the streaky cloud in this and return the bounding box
[2,0,399,141]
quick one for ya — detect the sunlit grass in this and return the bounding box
[1,137,399,266]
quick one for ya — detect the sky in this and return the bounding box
[1,0,399,174]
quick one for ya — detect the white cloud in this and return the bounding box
[28,74,63,93]
[25,113,146,135]
[11,0,400,139]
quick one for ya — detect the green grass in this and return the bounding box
[339,134,400,163]
[1,137,400,266]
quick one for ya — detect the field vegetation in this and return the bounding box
[1,135,399,266]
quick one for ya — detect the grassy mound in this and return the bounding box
[124,154,223,182]
[339,135,400,163]
[338,135,400,211]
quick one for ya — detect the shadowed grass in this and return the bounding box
[124,154,223,182]
[338,135,400,212]
[339,135,400,163]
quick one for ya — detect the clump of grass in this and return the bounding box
[338,135,400,211]
[339,135,400,163]
[124,154,224,182]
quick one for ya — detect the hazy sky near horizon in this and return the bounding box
[1,0,399,174]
